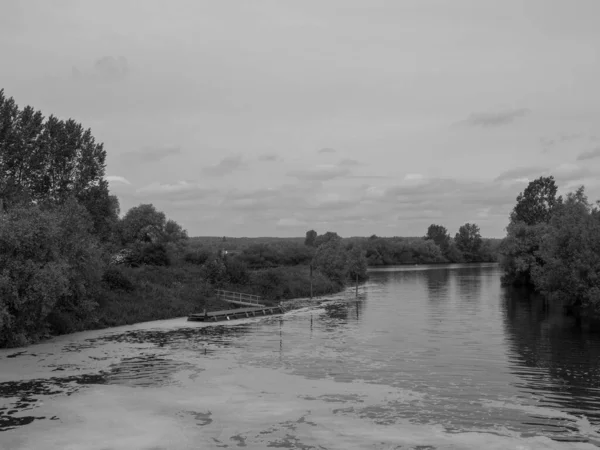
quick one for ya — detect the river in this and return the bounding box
[1,263,600,449]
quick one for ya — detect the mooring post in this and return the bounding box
[310,264,313,299]
[355,274,358,298]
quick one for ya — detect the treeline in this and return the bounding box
[500,176,600,316]
[347,223,500,266]
[188,224,500,270]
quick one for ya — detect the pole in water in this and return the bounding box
[355,273,358,298]
[310,264,313,299]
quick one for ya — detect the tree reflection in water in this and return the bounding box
[502,286,600,427]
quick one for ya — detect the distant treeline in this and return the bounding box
[500,176,600,317]
[188,223,501,269]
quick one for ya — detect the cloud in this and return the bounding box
[494,164,591,187]
[541,133,585,152]
[404,173,424,181]
[121,145,182,164]
[105,175,131,185]
[460,108,530,127]
[494,166,546,182]
[202,155,246,176]
[318,147,336,154]
[577,146,600,161]
[553,163,591,181]
[135,181,215,200]
[72,56,129,82]
[396,209,443,221]
[276,217,307,228]
[287,164,350,181]
[339,158,361,167]
[258,153,281,162]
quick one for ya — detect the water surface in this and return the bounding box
[1,263,600,449]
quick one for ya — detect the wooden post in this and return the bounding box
[355,273,359,298]
[310,264,313,299]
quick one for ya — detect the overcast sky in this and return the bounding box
[2,1,599,238]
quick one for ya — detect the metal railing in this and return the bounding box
[215,289,264,306]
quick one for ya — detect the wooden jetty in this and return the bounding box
[215,289,265,307]
[188,305,285,322]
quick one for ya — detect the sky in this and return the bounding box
[1,1,600,238]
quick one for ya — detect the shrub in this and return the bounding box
[129,242,170,266]
[225,258,250,285]
[102,267,135,292]
[203,257,227,286]
[183,248,213,265]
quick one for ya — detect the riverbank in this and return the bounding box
[5,264,347,349]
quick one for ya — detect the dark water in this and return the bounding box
[227,263,600,442]
[2,262,600,447]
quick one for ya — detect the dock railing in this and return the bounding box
[215,289,265,306]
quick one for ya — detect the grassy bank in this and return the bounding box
[60,264,346,335]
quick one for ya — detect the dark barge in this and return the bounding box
[188,305,285,322]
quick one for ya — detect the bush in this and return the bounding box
[252,268,285,300]
[225,258,250,285]
[183,248,213,265]
[129,243,170,266]
[247,266,343,302]
[203,257,227,286]
[102,267,135,292]
[0,200,103,347]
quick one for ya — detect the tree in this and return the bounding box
[511,176,561,226]
[501,176,562,286]
[304,229,317,247]
[0,200,103,346]
[77,181,120,243]
[425,224,450,254]
[119,204,166,245]
[312,239,348,284]
[314,231,341,248]
[530,186,600,310]
[454,223,482,262]
[445,240,464,263]
[500,221,547,286]
[164,219,188,242]
[0,90,113,238]
[346,246,368,281]
[0,90,107,205]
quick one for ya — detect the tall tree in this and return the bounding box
[0,90,111,237]
[312,238,348,284]
[501,176,562,286]
[119,204,166,244]
[304,229,317,247]
[455,223,482,262]
[314,231,341,248]
[511,176,561,226]
[425,224,450,253]
[531,186,600,310]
